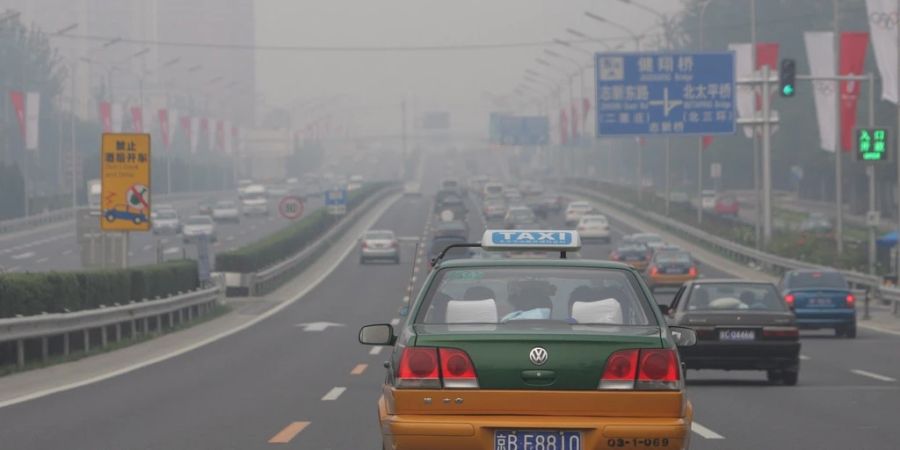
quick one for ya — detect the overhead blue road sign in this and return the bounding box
[482,230,581,252]
[325,189,347,206]
[490,113,549,146]
[595,52,736,136]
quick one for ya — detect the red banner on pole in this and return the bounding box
[158,109,170,148]
[702,135,714,150]
[130,106,144,133]
[570,103,578,139]
[755,42,779,111]
[839,31,869,152]
[215,120,225,151]
[98,101,112,133]
[9,90,26,143]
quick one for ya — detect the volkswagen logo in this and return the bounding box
[529,347,549,366]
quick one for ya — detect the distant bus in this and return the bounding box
[87,179,102,212]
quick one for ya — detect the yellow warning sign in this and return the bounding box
[100,133,152,231]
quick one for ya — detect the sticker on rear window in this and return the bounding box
[445,270,484,281]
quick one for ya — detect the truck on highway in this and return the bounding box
[87,179,102,214]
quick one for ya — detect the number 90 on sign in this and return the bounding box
[278,196,305,220]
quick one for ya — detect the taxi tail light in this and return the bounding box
[845,294,856,308]
[397,347,441,389]
[784,294,796,308]
[649,266,659,276]
[636,349,681,390]
[439,348,479,388]
[599,349,638,390]
[688,266,698,277]
[609,251,620,260]
[762,327,799,339]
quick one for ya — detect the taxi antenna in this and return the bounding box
[561,251,567,259]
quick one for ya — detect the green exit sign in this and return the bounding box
[856,127,889,162]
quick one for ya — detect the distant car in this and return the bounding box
[152,209,181,235]
[533,194,564,218]
[182,215,217,243]
[427,235,470,265]
[212,200,241,223]
[667,279,800,385]
[779,269,856,338]
[103,205,148,225]
[482,198,507,221]
[798,212,833,234]
[403,181,422,196]
[625,233,666,252]
[576,214,610,243]
[482,182,504,200]
[360,229,400,264]
[714,193,739,217]
[197,198,216,215]
[241,185,269,216]
[669,191,690,205]
[701,189,717,210]
[267,185,291,198]
[564,201,594,225]
[155,203,175,213]
[432,220,469,240]
[609,242,652,271]
[503,206,538,229]
[645,250,698,291]
[435,194,467,218]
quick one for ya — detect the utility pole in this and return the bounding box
[751,0,762,248]
[401,98,407,179]
[833,0,844,255]
[867,72,876,275]
[697,0,712,224]
[895,0,900,281]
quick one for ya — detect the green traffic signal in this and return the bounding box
[782,84,794,96]
[780,58,796,98]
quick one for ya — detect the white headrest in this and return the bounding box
[572,299,623,324]
[446,299,498,324]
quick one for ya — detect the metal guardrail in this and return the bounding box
[248,187,400,296]
[565,183,895,315]
[0,284,223,368]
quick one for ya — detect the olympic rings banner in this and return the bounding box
[866,0,899,103]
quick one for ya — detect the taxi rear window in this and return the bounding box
[687,283,786,312]
[416,267,654,326]
[784,271,847,289]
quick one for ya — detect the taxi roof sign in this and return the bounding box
[481,230,581,252]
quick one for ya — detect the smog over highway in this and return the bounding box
[1,1,900,449]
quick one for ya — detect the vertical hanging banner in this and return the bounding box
[99,101,112,132]
[180,116,191,146]
[223,120,233,154]
[804,31,837,152]
[215,120,225,151]
[158,109,170,149]
[131,106,144,133]
[25,92,40,150]
[207,118,216,151]
[100,133,152,231]
[111,103,124,133]
[866,0,898,103]
[754,43,780,112]
[728,43,755,138]
[559,109,569,145]
[570,103,578,141]
[190,117,200,153]
[839,31,870,152]
[168,109,179,146]
[9,90,26,144]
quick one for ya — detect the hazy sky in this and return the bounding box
[256,0,683,135]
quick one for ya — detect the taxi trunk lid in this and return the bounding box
[411,324,663,390]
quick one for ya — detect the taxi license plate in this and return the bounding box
[719,329,755,341]
[494,430,581,450]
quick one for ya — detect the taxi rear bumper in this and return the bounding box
[647,274,695,289]
[382,413,692,450]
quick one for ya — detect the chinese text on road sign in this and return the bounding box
[325,189,347,216]
[100,133,152,231]
[595,52,736,136]
[856,127,889,162]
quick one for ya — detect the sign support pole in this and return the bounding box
[665,137,671,216]
[762,64,773,246]
[896,0,900,280]
[834,0,844,256]
[637,139,644,202]
[867,72,876,275]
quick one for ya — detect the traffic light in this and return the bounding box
[779,58,796,97]
[856,127,889,162]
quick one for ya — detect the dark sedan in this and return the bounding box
[663,279,800,385]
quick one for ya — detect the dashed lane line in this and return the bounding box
[851,369,897,382]
[402,295,410,303]
[692,422,725,439]
[34,257,48,264]
[163,247,181,255]
[11,251,35,260]
[267,421,310,444]
[142,244,153,252]
[800,354,811,361]
[351,364,368,375]
[321,387,346,401]
[369,346,383,355]
[390,318,400,326]
[62,249,73,256]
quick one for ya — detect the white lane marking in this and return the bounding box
[0,193,402,411]
[34,257,48,264]
[369,346,383,355]
[321,387,346,401]
[390,318,400,326]
[62,249,73,256]
[163,247,180,255]
[800,354,811,361]
[692,422,725,439]
[851,369,897,382]
[11,251,35,260]
[402,295,410,303]
[160,238,169,245]
[413,266,419,274]
[411,276,416,284]
[142,244,153,252]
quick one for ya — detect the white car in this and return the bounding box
[403,181,422,196]
[241,184,269,216]
[152,209,181,235]
[576,214,611,243]
[182,215,217,243]
[212,200,241,223]
[701,189,717,210]
[564,201,594,225]
[359,229,400,264]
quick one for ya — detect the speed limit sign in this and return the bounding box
[278,196,304,220]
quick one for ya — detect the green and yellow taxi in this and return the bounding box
[360,230,697,450]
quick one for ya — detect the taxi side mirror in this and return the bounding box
[669,326,697,347]
[359,324,395,346]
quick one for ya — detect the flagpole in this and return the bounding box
[834,0,845,256]
[895,0,900,280]
[698,0,711,225]
[751,0,762,249]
